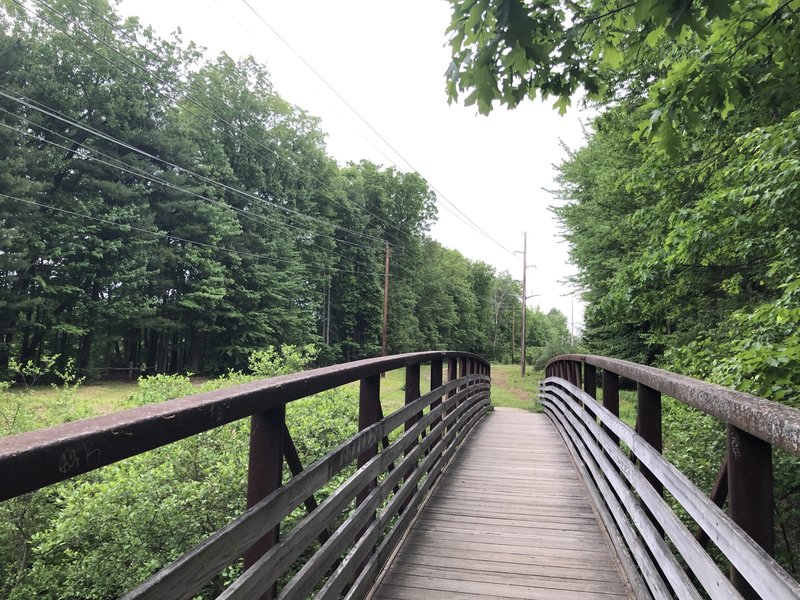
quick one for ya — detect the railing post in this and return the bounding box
[459,356,468,404]
[447,356,458,415]
[601,369,620,445]
[430,358,443,434]
[357,374,381,504]
[728,425,774,599]
[399,363,421,513]
[637,382,663,497]
[584,364,596,399]
[244,405,285,599]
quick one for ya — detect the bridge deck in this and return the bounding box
[370,407,633,599]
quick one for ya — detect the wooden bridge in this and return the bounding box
[2,351,800,599]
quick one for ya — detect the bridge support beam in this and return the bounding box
[446,357,458,435]
[400,363,421,513]
[601,369,620,445]
[584,364,596,399]
[430,359,443,434]
[728,425,774,599]
[637,383,663,536]
[244,406,285,599]
[357,373,382,504]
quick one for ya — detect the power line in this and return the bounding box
[0,110,376,269]
[0,88,399,268]
[21,0,410,245]
[0,108,376,253]
[239,0,517,256]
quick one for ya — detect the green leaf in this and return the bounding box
[602,45,624,69]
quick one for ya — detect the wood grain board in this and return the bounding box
[369,408,634,599]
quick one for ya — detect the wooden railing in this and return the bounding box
[542,355,800,600]
[0,351,491,599]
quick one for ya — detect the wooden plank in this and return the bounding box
[391,549,625,580]
[347,400,488,600]
[395,541,621,573]
[378,573,628,600]
[545,406,667,600]
[374,582,515,600]
[386,561,630,596]
[369,409,633,600]
[546,387,739,599]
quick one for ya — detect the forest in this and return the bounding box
[447,0,799,401]
[0,0,570,381]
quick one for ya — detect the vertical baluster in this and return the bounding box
[400,363,421,512]
[601,369,620,445]
[430,358,444,434]
[244,405,285,599]
[447,357,458,433]
[728,425,774,599]
[637,382,663,536]
[357,374,381,506]
[584,364,597,399]
[459,356,468,407]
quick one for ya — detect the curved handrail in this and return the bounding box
[546,354,800,454]
[543,354,800,600]
[0,350,486,500]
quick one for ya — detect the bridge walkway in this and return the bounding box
[369,407,633,599]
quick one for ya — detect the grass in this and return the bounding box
[488,363,542,411]
[359,363,545,414]
[0,380,138,435]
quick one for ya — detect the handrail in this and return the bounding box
[543,354,800,600]
[0,351,491,599]
[0,350,485,500]
[548,354,800,454]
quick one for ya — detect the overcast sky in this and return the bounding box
[119,0,591,333]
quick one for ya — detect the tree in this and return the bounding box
[446,0,800,151]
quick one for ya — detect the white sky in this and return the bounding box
[119,0,590,333]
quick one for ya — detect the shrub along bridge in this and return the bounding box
[1,351,799,599]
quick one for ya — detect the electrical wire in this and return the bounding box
[0,88,401,268]
[239,0,518,257]
[0,192,392,277]
[0,113,378,270]
[0,108,376,253]
[21,0,410,245]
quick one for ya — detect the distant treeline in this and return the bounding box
[0,0,569,377]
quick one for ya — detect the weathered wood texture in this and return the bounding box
[370,408,633,600]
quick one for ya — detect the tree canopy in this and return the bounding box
[446,0,799,151]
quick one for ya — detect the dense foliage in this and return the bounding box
[0,0,571,378]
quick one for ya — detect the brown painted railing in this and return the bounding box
[0,351,491,599]
[542,354,800,600]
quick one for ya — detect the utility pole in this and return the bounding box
[570,294,574,346]
[325,278,331,345]
[510,309,515,364]
[520,232,527,377]
[382,241,390,357]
